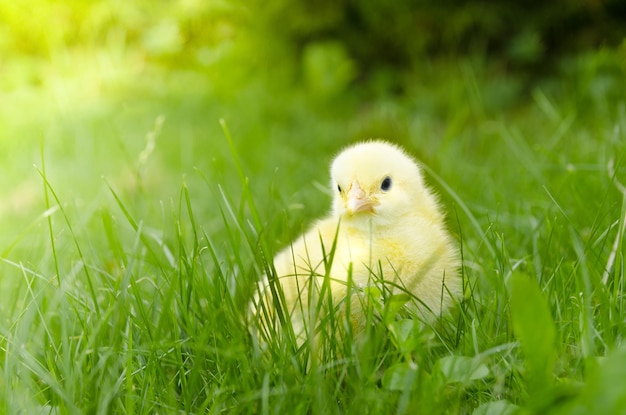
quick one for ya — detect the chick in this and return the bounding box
[254,140,460,340]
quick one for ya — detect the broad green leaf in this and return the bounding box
[434,355,490,385]
[388,319,418,353]
[384,293,412,324]
[554,347,626,415]
[509,272,556,393]
[472,400,519,415]
[382,362,418,391]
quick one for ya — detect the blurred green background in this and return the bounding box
[2,0,626,334]
[1,1,626,412]
[2,0,625,239]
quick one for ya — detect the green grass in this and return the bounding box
[2,20,626,414]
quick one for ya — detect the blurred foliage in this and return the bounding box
[1,0,626,413]
[3,0,625,100]
[1,0,625,218]
[248,0,626,79]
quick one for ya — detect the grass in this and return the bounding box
[1,23,626,413]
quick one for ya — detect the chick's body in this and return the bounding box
[257,141,460,337]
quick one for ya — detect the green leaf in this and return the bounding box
[384,293,411,324]
[509,272,556,393]
[556,347,626,415]
[382,362,418,391]
[388,319,418,353]
[434,355,490,386]
[472,400,520,415]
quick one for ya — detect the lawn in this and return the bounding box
[1,2,626,414]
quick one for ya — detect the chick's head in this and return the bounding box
[330,140,436,226]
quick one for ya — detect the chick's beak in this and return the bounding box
[346,181,377,214]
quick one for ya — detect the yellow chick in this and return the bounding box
[254,140,460,340]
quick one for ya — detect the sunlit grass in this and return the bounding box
[1,12,626,412]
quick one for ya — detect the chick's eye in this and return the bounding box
[337,184,342,193]
[381,176,392,191]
